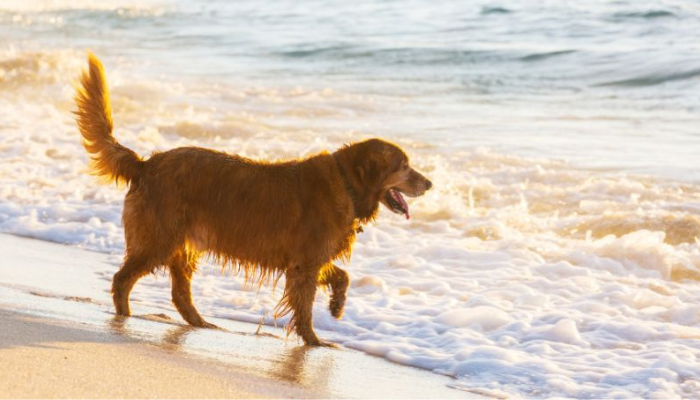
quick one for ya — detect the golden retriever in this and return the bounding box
[74,54,432,345]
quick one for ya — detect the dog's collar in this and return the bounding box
[333,153,361,224]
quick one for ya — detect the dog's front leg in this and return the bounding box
[319,264,349,319]
[279,264,331,346]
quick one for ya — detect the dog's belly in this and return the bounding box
[185,223,297,269]
[185,220,353,270]
[185,224,210,252]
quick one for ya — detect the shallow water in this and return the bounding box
[1,0,700,398]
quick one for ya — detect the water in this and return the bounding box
[2,0,700,398]
[3,0,700,179]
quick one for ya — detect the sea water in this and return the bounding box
[1,0,700,398]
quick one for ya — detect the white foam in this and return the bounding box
[1,47,700,398]
[436,307,512,331]
[0,0,166,13]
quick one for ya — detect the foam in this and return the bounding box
[0,0,166,13]
[1,46,700,399]
[436,307,512,331]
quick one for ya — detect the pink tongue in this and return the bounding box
[393,190,410,220]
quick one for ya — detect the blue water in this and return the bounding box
[2,0,699,181]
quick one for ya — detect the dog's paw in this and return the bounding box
[194,320,220,330]
[329,296,346,319]
[203,322,221,329]
[306,340,338,348]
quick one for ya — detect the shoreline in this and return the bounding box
[0,233,479,399]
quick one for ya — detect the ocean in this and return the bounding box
[1,0,700,398]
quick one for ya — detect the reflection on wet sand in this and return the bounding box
[162,325,198,349]
[107,316,128,336]
[100,310,470,398]
[272,345,335,392]
[107,312,335,391]
[106,313,339,396]
[272,346,312,384]
[1,285,472,399]
[154,319,336,393]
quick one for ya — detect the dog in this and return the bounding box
[74,54,432,346]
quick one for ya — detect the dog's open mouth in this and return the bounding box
[385,188,410,219]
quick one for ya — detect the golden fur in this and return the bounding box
[74,53,432,345]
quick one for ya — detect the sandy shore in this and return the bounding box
[0,234,479,399]
[0,308,279,399]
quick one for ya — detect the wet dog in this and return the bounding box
[74,53,432,345]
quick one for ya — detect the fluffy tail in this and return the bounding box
[74,53,142,185]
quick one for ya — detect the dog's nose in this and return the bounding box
[425,179,433,190]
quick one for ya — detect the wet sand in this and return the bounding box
[0,234,481,399]
[0,308,277,399]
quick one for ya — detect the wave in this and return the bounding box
[596,67,700,87]
[612,10,676,20]
[275,44,353,59]
[563,213,700,246]
[481,6,511,15]
[274,45,503,67]
[0,49,83,90]
[520,50,576,62]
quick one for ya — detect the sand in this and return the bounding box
[0,234,478,399]
[0,308,277,399]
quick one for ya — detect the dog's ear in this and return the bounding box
[356,149,390,187]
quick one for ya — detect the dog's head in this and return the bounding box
[341,139,432,220]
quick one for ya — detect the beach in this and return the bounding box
[2,0,700,398]
[0,233,475,399]
[1,309,271,399]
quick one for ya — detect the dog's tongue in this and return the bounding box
[392,189,410,220]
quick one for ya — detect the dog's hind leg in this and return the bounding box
[112,253,155,316]
[169,249,217,328]
[318,264,349,319]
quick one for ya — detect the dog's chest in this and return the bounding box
[327,222,361,262]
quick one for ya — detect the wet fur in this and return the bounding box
[74,54,431,345]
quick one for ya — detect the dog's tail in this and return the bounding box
[74,53,143,185]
